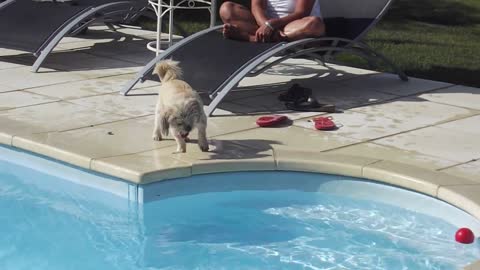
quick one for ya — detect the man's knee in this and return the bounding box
[219,1,236,23]
[304,16,325,35]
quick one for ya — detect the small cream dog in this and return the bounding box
[152,60,209,153]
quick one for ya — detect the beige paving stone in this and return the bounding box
[0,91,58,110]
[168,140,275,175]
[57,38,150,57]
[110,51,156,65]
[326,63,380,76]
[106,26,158,38]
[438,185,480,221]
[215,125,360,152]
[341,73,451,96]
[228,92,324,119]
[210,101,261,116]
[0,132,12,145]
[11,116,177,167]
[363,161,475,196]
[328,142,458,170]
[351,97,475,127]
[236,60,375,93]
[420,85,480,110]
[251,59,330,83]
[0,47,29,56]
[440,160,480,184]
[0,66,87,90]
[236,75,397,111]
[158,115,259,141]
[255,60,377,83]
[263,64,364,82]
[204,115,259,136]
[0,61,25,70]
[62,67,139,80]
[274,148,379,178]
[27,74,157,100]
[375,126,480,163]
[91,150,192,184]
[223,83,289,102]
[88,41,152,58]
[0,84,15,93]
[58,28,124,44]
[310,84,398,110]
[435,114,480,136]
[58,26,157,45]
[36,51,97,64]
[294,110,432,141]
[43,54,142,76]
[68,93,157,117]
[0,101,129,135]
[26,83,109,101]
[12,136,93,168]
[10,113,260,166]
[464,260,480,270]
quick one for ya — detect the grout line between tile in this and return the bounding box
[0,72,137,93]
[360,159,383,177]
[437,159,479,172]
[374,83,454,97]
[0,100,60,112]
[56,115,152,133]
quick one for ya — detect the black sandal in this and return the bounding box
[278,84,312,102]
[285,98,336,113]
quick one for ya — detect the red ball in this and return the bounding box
[455,228,475,244]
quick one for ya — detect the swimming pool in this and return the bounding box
[1,146,479,269]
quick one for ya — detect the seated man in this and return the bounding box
[220,0,325,42]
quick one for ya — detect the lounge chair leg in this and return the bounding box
[356,42,408,81]
[105,23,117,32]
[120,77,144,96]
[31,2,132,72]
[305,53,327,67]
[370,50,408,81]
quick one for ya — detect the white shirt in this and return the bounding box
[265,0,322,19]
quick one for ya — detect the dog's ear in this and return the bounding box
[160,109,172,136]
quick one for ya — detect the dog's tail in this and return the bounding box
[153,59,182,82]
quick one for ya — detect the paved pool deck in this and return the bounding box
[1,26,480,267]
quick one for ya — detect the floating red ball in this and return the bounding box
[455,228,475,244]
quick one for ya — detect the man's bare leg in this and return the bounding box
[220,1,258,42]
[282,16,325,41]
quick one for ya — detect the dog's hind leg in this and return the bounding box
[197,123,209,152]
[152,113,162,141]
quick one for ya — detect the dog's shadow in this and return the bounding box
[184,139,281,160]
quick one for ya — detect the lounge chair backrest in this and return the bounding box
[320,0,393,40]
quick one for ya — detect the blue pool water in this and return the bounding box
[1,149,480,269]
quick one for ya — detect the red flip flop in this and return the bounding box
[256,115,288,127]
[312,116,336,130]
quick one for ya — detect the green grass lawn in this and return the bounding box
[348,0,480,87]
[140,0,480,87]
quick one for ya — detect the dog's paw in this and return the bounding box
[199,144,209,152]
[172,150,186,154]
[152,135,162,141]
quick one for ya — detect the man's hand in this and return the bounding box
[255,24,274,42]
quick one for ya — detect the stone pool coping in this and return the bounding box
[4,137,480,222]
